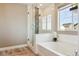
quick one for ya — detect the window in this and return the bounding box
[47,15,52,30]
[42,16,47,30]
[58,4,78,31]
[42,15,52,31]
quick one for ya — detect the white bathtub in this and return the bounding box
[37,42,78,56]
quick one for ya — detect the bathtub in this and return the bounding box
[37,42,78,56]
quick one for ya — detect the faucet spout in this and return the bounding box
[74,49,78,56]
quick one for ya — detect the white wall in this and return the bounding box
[0,4,27,47]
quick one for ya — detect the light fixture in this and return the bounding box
[39,4,43,6]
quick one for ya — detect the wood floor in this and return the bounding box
[0,46,36,56]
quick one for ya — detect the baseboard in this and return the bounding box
[0,44,27,51]
[28,44,38,55]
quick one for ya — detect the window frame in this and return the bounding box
[58,4,78,31]
[42,15,52,31]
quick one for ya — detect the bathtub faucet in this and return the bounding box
[74,49,78,56]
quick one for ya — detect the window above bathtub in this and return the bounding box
[42,15,52,31]
[58,4,79,31]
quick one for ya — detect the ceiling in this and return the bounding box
[23,3,70,8]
